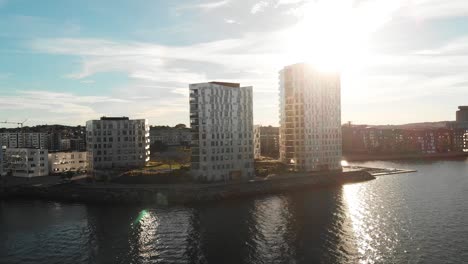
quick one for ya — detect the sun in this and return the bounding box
[282,0,374,73]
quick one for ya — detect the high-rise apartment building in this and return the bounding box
[279,63,342,171]
[189,82,254,181]
[254,125,280,159]
[86,117,150,170]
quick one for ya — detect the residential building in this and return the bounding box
[189,82,254,181]
[48,151,88,174]
[279,63,342,171]
[342,125,453,155]
[47,132,62,151]
[0,132,48,149]
[86,116,150,170]
[456,106,468,122]
[449,106,468,152]
[4,148,49,177]
[254,125,280,159]
[254,125,261,159]
[0,146,5,176]
[149,126,191,146]
[60,138,71,151]
[70,138,86,151]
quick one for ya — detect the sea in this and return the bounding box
[1,159,467,263]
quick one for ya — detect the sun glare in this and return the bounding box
[282,0,377,73]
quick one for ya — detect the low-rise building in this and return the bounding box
[86,116,150,170]
[4,148,49,177]
[48,151,88,174]
[342,125,454,155]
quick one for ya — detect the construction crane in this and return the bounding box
[0,119,28,128]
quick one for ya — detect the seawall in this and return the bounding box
[1,170,374,206]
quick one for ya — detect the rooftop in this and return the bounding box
[100,116,129,121]
[209,81,240,88]
[458,106,468,110]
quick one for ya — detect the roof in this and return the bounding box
[209,81,240,88]
[100,116,129,121]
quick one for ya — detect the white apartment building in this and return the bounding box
[4,148,49,177]
[189,82,254,182]
[254,125,261,159]
[0,132,48,149]
[86,117,150,170]
[48,151,88,174]
[279,63,342,171]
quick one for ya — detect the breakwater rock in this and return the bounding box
[1,170,374,206]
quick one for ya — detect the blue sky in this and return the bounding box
[1,0,468,127]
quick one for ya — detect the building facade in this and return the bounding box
[4,148,49,177]
[0,146,4,176]
[279,63,342,171]
[48,151,88,174]
[254,125,261,159]
[149,127,191,146]
[0,132,48,149]
[70,138,86,151]
[342,125,454,155]
[86,117,150,170]
[190,82,254,181]
[449,106,468,152]
[456,106,468,122]
[254,125,280,159]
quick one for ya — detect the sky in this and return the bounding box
[1,0,468,127]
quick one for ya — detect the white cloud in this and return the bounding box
[224,18,239,24]
[251,1,269,14]
[397,0,468,20]
[176,0,230,12]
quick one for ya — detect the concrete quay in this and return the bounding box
[1,170,375,206]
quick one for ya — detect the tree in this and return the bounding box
[157,149,190,171]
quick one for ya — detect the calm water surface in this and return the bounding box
[1,159,467,263]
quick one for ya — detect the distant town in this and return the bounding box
[1,63,467,189]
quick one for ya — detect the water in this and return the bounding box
[1,159,467,263]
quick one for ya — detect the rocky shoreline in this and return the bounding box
[0,170,374,206]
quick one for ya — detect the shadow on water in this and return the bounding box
[84,205,144,263]
[185,186,357,264]
[0,187,358,264]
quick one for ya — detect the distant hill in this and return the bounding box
[344,121,451,130]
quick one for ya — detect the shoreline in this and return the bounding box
[344,152,468,162]
[1,170,374,206]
